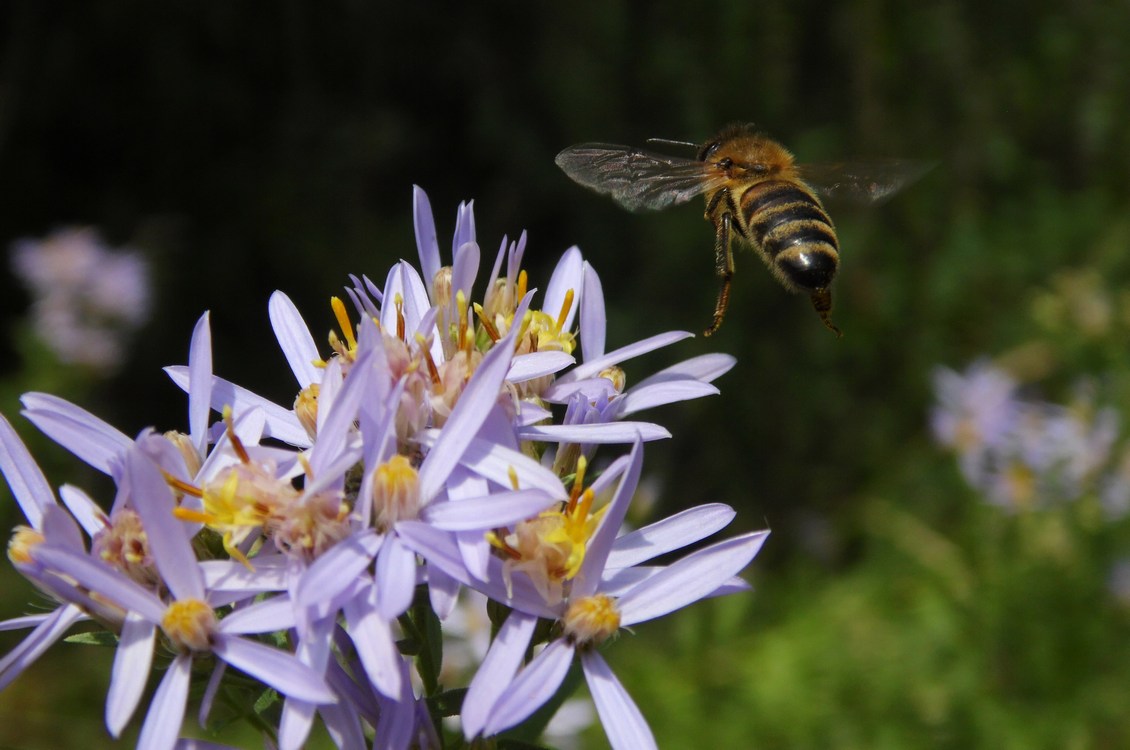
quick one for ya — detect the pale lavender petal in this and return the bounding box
[106,611,155,737]
[413,186,441,288]
[373,658,418,750]
[618,531,769,626]
[201,555,290,593]
[519,422,670,443]
[418,315,520,503]
[554,331,694,384]
[343,586,403,699]
[308,351,370,477]
[31,545,163,621]
[294,531,381,610]
[40,503,84,552]
[581,650,656,750]
[541,378,619,405]
[0,413,54,529]
[187,311,213,458]
[280,701,317,750]
[136,652,191,750]
[483,638,576,736]
[217,595,297,635]
[633,352,737,388]
[422,489,555,531]
[164,367,310,447]
[127,446,204,601]
[453,200,476,256]
[452,241,480,306]
[575,439,642,598]
[516,401,553,427]
[199,661,225,727]
[605,380,719,419]
[319,697,367,750]
[580,261,607,362]
[20,392,132,476]
[212,634,336,704]
[507,351,575,383]
[606,504,736,569]
[58,484,109,537]
[461,611,538,738]
[380,262,431,344]
[0,603,84,691]
[543,246,583,332]
[269,290,323,387]
[426,563,460,619]
[417,432,566,498]
[376,534,417,619]
[279,616,335,750]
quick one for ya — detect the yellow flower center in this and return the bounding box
[563,593,621,646]
[372,455,422,531]
[161,599,217,652]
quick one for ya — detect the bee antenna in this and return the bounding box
[645,137,699,150]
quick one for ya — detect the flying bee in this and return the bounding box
[555,123,930,336]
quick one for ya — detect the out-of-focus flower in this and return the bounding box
[932,361,1121,510]
[10,227,150,370]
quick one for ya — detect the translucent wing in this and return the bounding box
[555,144,729,213]
[796,160,934,205]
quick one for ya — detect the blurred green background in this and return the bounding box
[2,1,1130,748]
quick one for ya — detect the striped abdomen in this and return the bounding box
[738,180,839,293]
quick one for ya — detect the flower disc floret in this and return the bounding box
[7,526,44,566]
[161,599,217,652]
[372,455,422,531]
[92,509,158,587]
[563,593,621,647]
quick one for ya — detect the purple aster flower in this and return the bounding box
[396,440,768,748]
[29,440,335,750]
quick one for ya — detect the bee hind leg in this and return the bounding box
[809,288,843,338]
[705,212,734,337]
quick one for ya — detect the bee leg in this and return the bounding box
[705,211,734,337]
[809,288,843,338]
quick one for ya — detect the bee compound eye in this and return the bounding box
[699,141,721,161]
[780,248,838,291]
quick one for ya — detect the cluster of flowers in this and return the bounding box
[10,227,150,371]
[0,188,767,750]
[931,360,1123,512]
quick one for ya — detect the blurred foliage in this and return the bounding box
[2,0,1130,747]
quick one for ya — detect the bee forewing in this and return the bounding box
[796,159,934,205]
[555,144,727,213]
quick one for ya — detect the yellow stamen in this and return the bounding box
[416,333,442,384]
[555,289,575,332]
[507,465,520,491]
[516,269,528,304]
[331,296,357,350]
[474,303,501,342]
[162,470,204,499]
[394,294,405,341]
[568,455,588,508]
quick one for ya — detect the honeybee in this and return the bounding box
[555,123,929,336]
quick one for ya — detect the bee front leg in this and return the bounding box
[705,211,734,337]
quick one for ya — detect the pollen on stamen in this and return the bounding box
[473,302,501,343]
[330,296,358,351]
[563,593,621,647]
[555,288,576,332]
[8,526,44,566]
[161,599,217,652]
